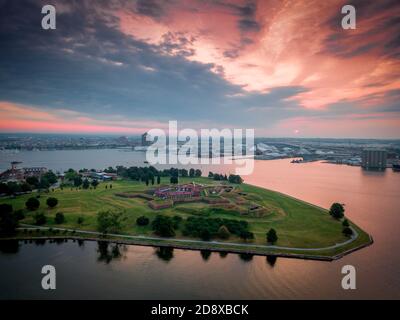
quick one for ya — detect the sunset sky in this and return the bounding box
[0,0,399,138]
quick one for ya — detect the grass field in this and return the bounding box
[0,177,371,256]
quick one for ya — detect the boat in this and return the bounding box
[392,163,400,172]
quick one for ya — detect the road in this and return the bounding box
[19,224,358,252]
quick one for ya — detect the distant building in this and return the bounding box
[0,162,47,182]
[141,132,152,147]
[361,149,387,170]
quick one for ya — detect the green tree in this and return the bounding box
[55,212,65,224]
[82,179,90,189]
[195,169,202,177]
[91,179,99,188]
[157,175,161,184]
[74,176,83,187]
[136,216,150,226]
[33,212,47,225]
[239,230,254,241]
[46,197,58,208]
[0,204,17,235]
[25,197,40,211]
[200,229,211,241]
[343,227,353,237]
[189,168,195,177]
[97,210,122,234]
[329,203,345,219]
[266,228,278,244]
[26,176,39,187]
[218,225,230,239]
[77,216,84,225]
[13,209,25,221]
[170,176,178,184]
[43,171,58,184]
[152,215,175,237]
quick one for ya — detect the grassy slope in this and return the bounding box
[0,177,371,256]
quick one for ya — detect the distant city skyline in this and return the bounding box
[0,0,399,138]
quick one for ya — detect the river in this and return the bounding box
[0,149,399,299]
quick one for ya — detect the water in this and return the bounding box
[0,149,399,299]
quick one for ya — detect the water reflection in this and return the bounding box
[34,239,46,246]
[219,251,228,258]
[97,241,126,264]
[155,247,174,262]
[0,240,19,253]
[266,255,277,267]
[239,253,253,262]
[200,250,211,261]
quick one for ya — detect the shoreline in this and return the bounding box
[0,228,374,262]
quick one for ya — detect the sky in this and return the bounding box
[0,0,399,138]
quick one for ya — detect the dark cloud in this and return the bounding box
[135,0,166,18]
[322,0,400,58]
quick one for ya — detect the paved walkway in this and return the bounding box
[19,224,358,252]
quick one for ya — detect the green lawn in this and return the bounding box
[0,177,371,256]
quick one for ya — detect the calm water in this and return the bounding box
[0,149,399,299]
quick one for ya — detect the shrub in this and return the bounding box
[26,197,40,211]
[266,228,278,244]
[342,219,350,227]
[218,225,230,239]
[77,216,84,225]
[343,227,353,237]
[152,215,175,237]
[13,209,25,221]
[136,216,150,226]
[329,203,345,219]
[46,197,58,208]
[33,212,47,225]
[54,212,65,224]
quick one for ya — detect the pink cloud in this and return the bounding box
[117,0,400,110]
[0,102,166,134]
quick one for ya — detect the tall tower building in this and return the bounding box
[361,149,387,170]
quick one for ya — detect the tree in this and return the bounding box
[74,176,83,187]
[342,219,350,227]
[228,174,243,184]
[43,171,58,184]
[343,227,353,237]
[46,197,58,208]
[26,176,39,187]
[189,168,195,177]
[38,177,50,189]
[329,203,345,219]
[77,216,84,225]
[91,179,99,188]
[157,175,161,184]
[170,176,178,184]
[13,209,25,221]
[152,215,175,237]
[0,204,17,235]
[200,229,211,241]
[136,216,150,226]
[266,228,278,244]
[82,179,90,189]
[33,212,47,225]
[195,169,202,177]
[26,197,40,211]
[240,231,254,241]
[218,225,230,239]
[97,210,122,234]
[208,171,214,178]
[55,212,65,224]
